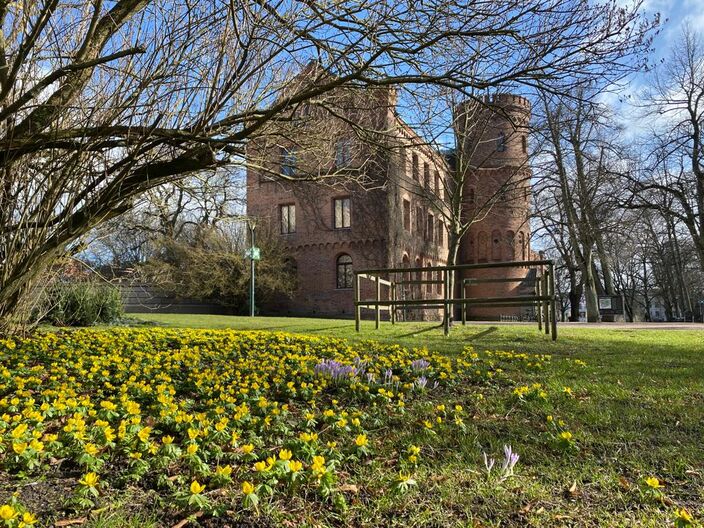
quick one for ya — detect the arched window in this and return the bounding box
[477,232,488,262]
[467,233,475,263]
[336,254,353,289]
[521,136,527,154]
[497,132,506,152]
[491,229,502,260]
[518,232,526,261]
[284,257,298,278]
[506,230,515,261]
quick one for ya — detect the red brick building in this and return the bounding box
[246,84,534,320]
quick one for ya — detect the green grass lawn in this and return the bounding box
[127,314,704,526]
[4,314,702,527]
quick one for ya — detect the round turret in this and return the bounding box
[454,94,533,320]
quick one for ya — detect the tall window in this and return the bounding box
[506,230,516,260]
[403,199,411,232]
[521,136,527,154]
[412,153,419,180]
[426,213,434,243]
[478,231,488,261]
[334,197,351,229]
[415,206,424,236]
[335,139,353,168]
[280,147,297,177]
[336,254,353,289]
[497,132,506,152]
[437,219,444,247]
[434,171,440,196]
[423,162,430,189]
[492,229,502,260]
[280,204,295,234]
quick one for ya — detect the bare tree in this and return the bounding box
[0,0,657,329]
[628,25,704,271]
[534,91,628,321]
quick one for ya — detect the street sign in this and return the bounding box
[245,247,261,260]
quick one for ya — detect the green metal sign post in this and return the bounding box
[245,222,258,317]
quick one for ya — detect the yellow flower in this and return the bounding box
[559,431,572,441]
[100,400,117,411]
[546,415,553,422]
[675,508,693,524]
[279,448,292,461]
[645,476,663,489]
[84,443,99,456]
[186,444,198,455]
[12,441,28,455]
[253,461,268,472]
[21,511,38,525]
[79,472,99,487]
[0,504,16,521]
[215,464,232,476]
[190,480,206,495]
[137,426,152,443]
[289,460,303,472]
[354,434,368,447]
[162,435,174,445]
[241,443,254,454]
[311,455,326,474]
[242,481,255,495]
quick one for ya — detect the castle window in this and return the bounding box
[506,230,516,260]
[280,204,296,234]
[423,162,430,189]
[437,220,444,247]
[336,254,353,289]
[334,197,351,229]
[434,171,440,196]
[521,136,527,154]
[403,199,411,232]
[497,132,506,152]
[280,147,297,177]
[477,231,488,261]
[518,231,526,261]
[415,206,424,236]
[468,187,475,205]
[335,139,353,168]
[492,229,502,260]
[412,153,419,180]
[426,213,434,243]
[284,257,298,279]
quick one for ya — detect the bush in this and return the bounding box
[41,282,123,326]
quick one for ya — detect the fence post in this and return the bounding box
[390,282,396,325]
[354,273,360,332]
[375,276,381,330]
[542,272,550,335]
[443,269,450,336]
[461,280,467,326]
[536,277,543,331]
[549,264,558,341]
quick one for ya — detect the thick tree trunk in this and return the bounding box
[582,249,600,322]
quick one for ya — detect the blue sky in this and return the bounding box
[603,0,704,137]
[628,0,702,88]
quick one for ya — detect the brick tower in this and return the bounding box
[455,94,533,320]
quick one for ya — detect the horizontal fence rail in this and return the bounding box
[354,260,558,340]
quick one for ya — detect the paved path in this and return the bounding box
[470,321,704,330]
